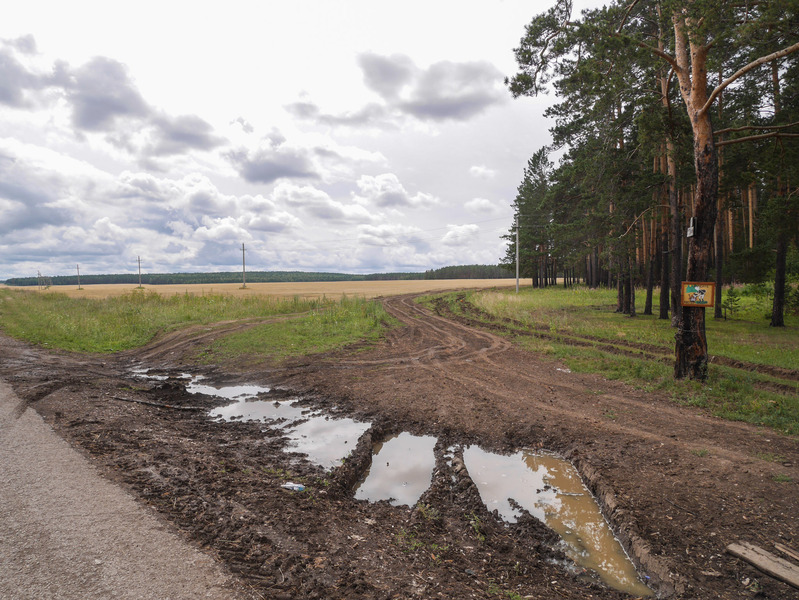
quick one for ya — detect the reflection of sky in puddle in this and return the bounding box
[180,376,369,469]
[209,398,310,422]
[131,368,192,382]
[288,417,371,470]
[464,447,651,597]
[355,432,437,507]
[187,380,272,400]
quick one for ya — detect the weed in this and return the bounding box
[417,502,441,522]
[395,528,424,552]
[772,474,793,483]
[691,448,710,457]
[756,452,786,463]
[603,408,617,420]
[466,512,486,542]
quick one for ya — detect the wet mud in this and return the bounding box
[1,291,798,599]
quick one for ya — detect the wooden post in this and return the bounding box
[241,243,247,288]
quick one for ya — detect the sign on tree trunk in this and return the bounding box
[680,282,716,308]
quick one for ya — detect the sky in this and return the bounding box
[0,1,599,280]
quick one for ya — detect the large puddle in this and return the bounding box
[354,433,437,507]
[464,446,652,596]
[131,369,651,595]
[135,371,370,469]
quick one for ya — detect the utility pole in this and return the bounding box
[76,264,82,290]
[137,256,143,288]
[241,243,247,288]
[515,214,519,294]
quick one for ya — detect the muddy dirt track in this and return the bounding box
[1,291,798,599]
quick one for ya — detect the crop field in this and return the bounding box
[0,278,517,300]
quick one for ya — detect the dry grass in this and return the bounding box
[1,279,517,300]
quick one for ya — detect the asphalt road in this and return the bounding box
[0,378,247,600]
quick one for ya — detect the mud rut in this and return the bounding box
[1,291,798,600]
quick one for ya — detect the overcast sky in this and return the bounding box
[1,1,600,280]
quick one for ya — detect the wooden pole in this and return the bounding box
[241,243,247,289]
[515,215,519,294]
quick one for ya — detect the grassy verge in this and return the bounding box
[0,288,391,357]
[424,285,799,435]
[197,295,394,365]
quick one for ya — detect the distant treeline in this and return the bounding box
[423,265,512,279]
[3,265,512,287]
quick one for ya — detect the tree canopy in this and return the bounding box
[505,0,799,379]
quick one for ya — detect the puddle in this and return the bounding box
[186,380,272,400]
[355,432,437,507]
[288,416,371,470]
[463,447,652,596]
[179,375,369,469]
[131,367,192,382]
[130,368,650,594]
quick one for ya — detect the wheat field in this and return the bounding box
[1,279,518,300]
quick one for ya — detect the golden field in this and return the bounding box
[0,279,517,300]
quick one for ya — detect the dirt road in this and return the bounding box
[0,291,797,599]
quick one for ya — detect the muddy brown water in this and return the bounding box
[166,373,652,596]
[463,446,653,597]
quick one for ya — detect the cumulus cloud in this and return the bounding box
[354,173,438,209]
[65,56,150,131]
[442,223,479,246]
[284,99,390,128]
[0,38,226,167]
[0,139,114,234]
[231,116,254,134]
[0,40,49,108]
[226,136,318,184]
[274,182,374,223]
[465,197,499,214]
[357,223,430,253]
[469,165,496,179]
[289,53,506,129]
[358,53,415,100]
[147,114,225,156]
[397,60,507,121]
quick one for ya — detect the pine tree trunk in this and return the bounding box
[674,121,718,380]
[672,16,718,381]
[669,183,682,326]
[771,234,787,327]
[714,197,724,319]
[644,254,654,315]
[659,215,670,319]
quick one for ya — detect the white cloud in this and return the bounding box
[469,165,496,179]
[465,197,499,214]
[442,224,479,246]
[354,173,438,209]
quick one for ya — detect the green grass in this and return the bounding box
[198,295,393,364]
[470,286,799,370]
[0,288,389,358]
[426,285,799,435]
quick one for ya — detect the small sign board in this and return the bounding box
[681,281,715,307]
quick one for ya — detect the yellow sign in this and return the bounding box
[681,282,715,307]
